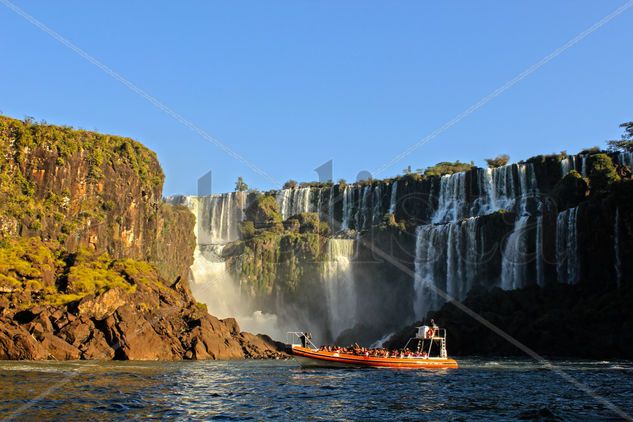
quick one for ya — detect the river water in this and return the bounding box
[1,358,631,420]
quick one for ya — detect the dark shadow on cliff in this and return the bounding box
[386,283,633,360]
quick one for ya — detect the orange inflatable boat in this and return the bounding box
[288,325,458,369]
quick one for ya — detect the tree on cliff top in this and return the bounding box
[423,161,474,177]
[607,122,633,152]
[283,179,298,190]
[485,154,510,168]
[588,154,620,192]
[235,176,248,192]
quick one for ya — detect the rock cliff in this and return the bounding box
[0,116,285,360]
[180,138,633,354]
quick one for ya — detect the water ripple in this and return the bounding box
[0,358,631,420]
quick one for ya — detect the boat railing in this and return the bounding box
[286,331,318,349]
[413,326,446,340]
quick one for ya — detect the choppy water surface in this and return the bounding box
[1,358,632,420]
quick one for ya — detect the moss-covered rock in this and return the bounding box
[588,153,620,193]
[244,194,283,230]
[551,170,588,210]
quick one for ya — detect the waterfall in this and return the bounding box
[276,190,290,221]
[614,208,622,287]
[372,185,382,225]
[433,172,466,223]
[490,164,517,212]
[341,186,352,230]
[357,186,371,230]
[327,187,335,231]
[498,163,540,290]
[184,193,246,244]
[536,215,545,287]
[615,151,633,170]
[413,218,479,319]
[556,207,579,284]
[417,162,541,313]
[389,181,398,214]
[561,157,572,177]
[431,163,537,224]
[500,216,530,290]
[174,194,283,338]
[322,239,357,339]
[276,187,313,220]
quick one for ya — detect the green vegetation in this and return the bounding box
[422,161,474,177]
[551,170,588,209]
[607,122,633,152]
[0,115,162,188]
[285,213,329,235]
[283,180,298,189]
[0,115,163,243]
[579,146,601,155]
[0,237,161,307]
[235,176,248,192]
[588,153,620,192]
[402,161,474,177]
[485,154,510,168]
[244,194,283,230]
[239,220,257,239]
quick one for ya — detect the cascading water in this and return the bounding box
[322,239,357,339]
[500,216,530,290]
[535,216,545,287]
[432,172,466,224]
[341,186,352,230]
[614,208,622,287]
[372,185,382,226]
[413,218,479,320]
[615,151,633,170]
[276,187,313,220]
[556,207,579,284]
[389,181,398,214]
[560,157,573,177]
[179,194,283,338]
[356,186,370,230]
[500,164,538,290]
[415,162,545,317]
[431,163,537,225]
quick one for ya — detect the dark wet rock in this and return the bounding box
[387,284,633,360]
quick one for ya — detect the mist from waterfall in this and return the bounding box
[179,194,285,339]
[322,238,357,340]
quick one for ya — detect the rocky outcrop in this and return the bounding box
[0,281,285,360]
[0,116,287,360]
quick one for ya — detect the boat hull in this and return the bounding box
[290,346,458,369]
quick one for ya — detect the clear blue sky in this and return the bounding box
[1,1,632,195]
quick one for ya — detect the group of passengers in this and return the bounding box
[317,344,428,359]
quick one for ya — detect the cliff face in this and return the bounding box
[186,146,633,352]
[0,115,193,283]
[0,116,284,360]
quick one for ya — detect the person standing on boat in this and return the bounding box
[299,332,311,348]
